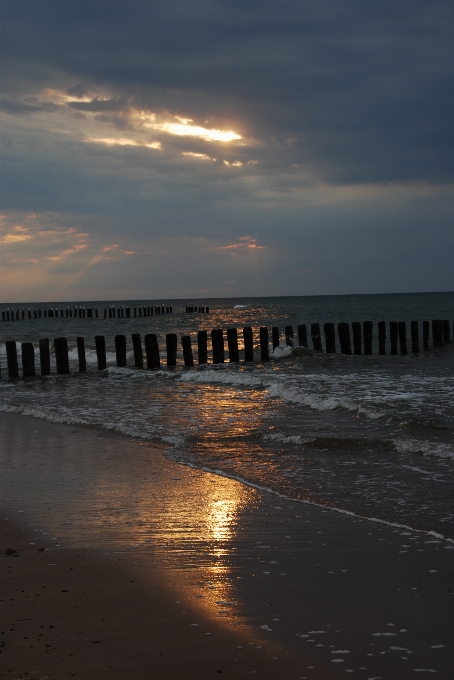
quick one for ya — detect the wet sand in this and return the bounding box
[1,411,453,679]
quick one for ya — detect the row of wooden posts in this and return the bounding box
[2,319,452,378]
[1,305,173,321]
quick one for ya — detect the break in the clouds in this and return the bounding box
[1,1,453,301]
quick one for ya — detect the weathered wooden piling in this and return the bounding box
[390,322,398,355]
[352,322,362,355]
[297,324,308,348]
[243,327,254,362]
[115,334,127,367]
[259,326,269,361]
[145,334,160,369]
[324,323,336,353]
[432,319,443,347]
[285,325,294,347]
[132,333,143,368]
[411,321,419,353]
[126,308,131,318]
[423,321,430,350]
[378,321,386,355]
[181,336,194,367]
[77,337,86,372]
[311,323,323,352]
[21,343,35,377]
[166,333,177,367]
[211,329,225,364]
[398,322,408,355]
[227,327,240,363]
[272,326,280,350]
[95,335,107,370]
[443,319,451,343]
[54,337,69,374]
[197,330,208,365]
[338,322,352,355]
[6,341,19,378]
[363,321,373,355]
[39,339,50,376]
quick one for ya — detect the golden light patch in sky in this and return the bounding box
[214,236,265,250]
[181,152,215,161]
[86,137,161,149]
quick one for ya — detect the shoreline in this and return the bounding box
[1,411,453,678]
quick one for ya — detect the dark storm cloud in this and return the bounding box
[2,0,454,183]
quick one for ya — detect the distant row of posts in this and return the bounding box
[1,304,172,321]
[1,319,452,378]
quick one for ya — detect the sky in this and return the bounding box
[1,0,453,302]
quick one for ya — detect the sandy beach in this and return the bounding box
[1,411,453,679]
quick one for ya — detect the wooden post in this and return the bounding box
[352,322,362,355]
[442,320,450,343]
[324,323,336,353]
[259,326,269,361]
[211,329,225,364]
[6,341,19,378]
[338,322,352,355]
[39,339,50,376]
[21,343,35,377]
[390,322,398,355]
[132,333,143,368]
[227,327,240,362]
[243,327,254,362]
[77,337,86,372]
[363,321,373,355]
[197,330,208,365]
[95,308,98,319]
[95,335,107,370]
[145,334,160,369]
[311,323,323,352]
[115,334,127,367]
[297,324,308,348]
[378,321,386,355]
[272,326,280,350]
[54,337,69,374]
[166,333,177,367]
[181,336,194,367]
[284,325,294,347]
[411,321,419,353]
[432,319,443,347]
[205,306,209,314]
[126,307,130,318]
[87,308,93,318]
[423,321,430,350]
[398,322,407,355]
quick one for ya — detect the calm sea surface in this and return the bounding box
[1,293,453,538]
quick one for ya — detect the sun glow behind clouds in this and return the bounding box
[87,137,161,149]
[143,115,241,143]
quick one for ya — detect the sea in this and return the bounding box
[1,292,453,540]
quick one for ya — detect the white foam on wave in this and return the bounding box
[393,438,454,461]
[179,371,263,388]
[262,433,315,445]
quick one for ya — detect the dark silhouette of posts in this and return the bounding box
[352,322,362,355]
[54,337,69,374]
[77,337,86,372]
[132,333,143,368]
[181,336,194,367]
[115,335,127,367]
[6,341,19,378]
[197,331,208,365]
[324,323,336,353]
[411,321,419,353]
[259,326,269,361]
[211,329,225,364]
[398,322,407,355]
[390,322,398,355]
[166,333,177,367]
[442,320,450,343]
[95,335,107,370]
[297,324,308,348]
[21,343,35,377]
[432,320,443,347]
[378,321,386,355]
[227,328,239,363]
[243,327,254,362]
[39,339,50,376]
[363,321,373,355]
[311,323,323,352]
[423,321,430,350]
[144,334,160,369]
[272,327,280,350]
[338,322,352,355]
[285,325,294,347]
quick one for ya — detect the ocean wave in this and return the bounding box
[393,438,454,461]
[179,370,264,388]
[262,433,315,445]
